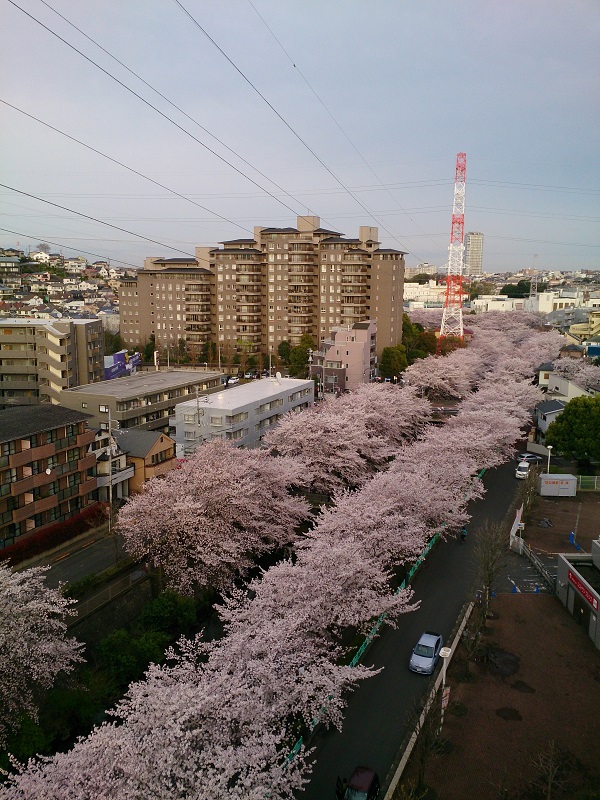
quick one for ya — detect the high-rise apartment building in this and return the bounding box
[464,232,484,277]
[0,318,104,407]
[120,217,405,361]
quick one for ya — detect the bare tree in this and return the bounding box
[473,520,508,623]
[403,680,441,793]
[530,740,568,800]
[521,465,541,523]
[36,242,51,253]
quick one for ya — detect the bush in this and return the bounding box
[95,629,170,687]
[137,590,197,637]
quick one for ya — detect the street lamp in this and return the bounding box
[546,445,553,474]
[438,646,452,735]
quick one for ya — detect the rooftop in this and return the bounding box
[61,370,222,399]
[112,429,173,458]
[177,376,313,411]
[0,405,92,444]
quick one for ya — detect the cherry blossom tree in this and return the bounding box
[553,358,600,390]
[0,562,83,748]
[263,397,394,495]
[335,384,433,448]
[118,439,310,594]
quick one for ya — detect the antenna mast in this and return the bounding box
[438,152,466,350]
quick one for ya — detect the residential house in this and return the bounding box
[534,399,566,441]
[309,320,377,393]
[88,429,134,505]
[112,429,177,493]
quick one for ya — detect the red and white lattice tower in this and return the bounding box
[438,152,466,350]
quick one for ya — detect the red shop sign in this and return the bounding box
[568,570,599,611]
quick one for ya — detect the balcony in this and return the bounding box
[9,443,55,468]
[13,494,58,522]
[78,454,96,472]
[10,471,53,496]
[145,459,176,480]
[79,478,97,496]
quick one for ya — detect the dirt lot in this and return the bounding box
[522,492,600,557]
[399,594,600,799]
[397,492,600,800]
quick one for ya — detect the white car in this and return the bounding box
[515,461,530,479]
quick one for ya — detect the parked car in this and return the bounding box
[515,461,530,479]
[516,453,543,464]
[409,631,443,675]
[244,371,254,379]
[336,766,380,800]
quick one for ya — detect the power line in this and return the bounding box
[0,99,254,237]
[0,226,140,268]
[35,0,308,214]
[247,0,440,253]
[6,0,303,218]
[0,183,202,260]
[173,0,424,260]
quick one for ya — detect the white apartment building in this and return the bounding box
[174,376,314,456]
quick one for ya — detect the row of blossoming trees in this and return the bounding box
[1,313,563,799]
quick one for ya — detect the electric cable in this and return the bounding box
[0,183,204,260]
[6,0,303,218]
[248,0,441,254]
[0,99,253,237]
[173,0,425,260]
[0,226,141,269]
[35,0,308,214]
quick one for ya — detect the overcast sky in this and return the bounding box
[1,0,599,273]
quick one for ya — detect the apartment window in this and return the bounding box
[99,405,109,413]
[210,416,223,426]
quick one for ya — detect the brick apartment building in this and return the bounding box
[120,216,405,363]
[0,405,97,550]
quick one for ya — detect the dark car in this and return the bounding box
[516,452,543,464]
[336,766,380,800]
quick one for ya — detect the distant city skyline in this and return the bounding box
[1,2,598,273]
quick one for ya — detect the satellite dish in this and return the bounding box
[45,468,52,475]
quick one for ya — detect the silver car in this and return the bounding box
[409,631,443,674]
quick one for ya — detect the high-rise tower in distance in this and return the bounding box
[464,232,484,277]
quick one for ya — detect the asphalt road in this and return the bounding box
[299,461,520,798]
[24,528,126,588]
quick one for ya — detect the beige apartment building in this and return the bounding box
[120,217,405,363]
[0,318,104,407]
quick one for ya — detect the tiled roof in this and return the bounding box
[0,405,92,444]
